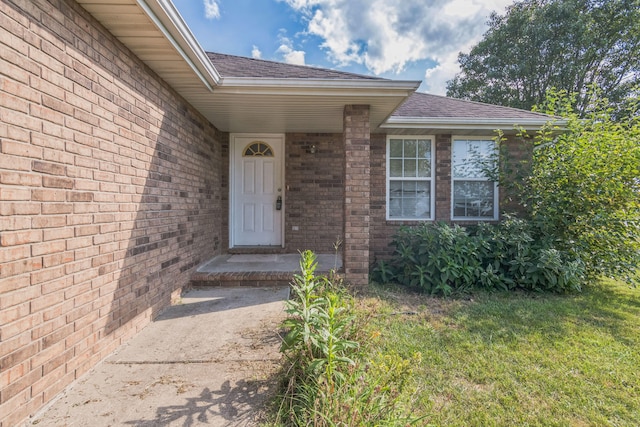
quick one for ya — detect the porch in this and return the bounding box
[191,253,342,287]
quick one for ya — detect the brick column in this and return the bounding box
[343,105,370,287]
[435,134,452,221]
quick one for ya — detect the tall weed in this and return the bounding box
[275,250,422,426]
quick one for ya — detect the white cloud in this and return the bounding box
[424,51,464,95]
[251,45,262,59]
[277,33,306,65]
[281,0,512,94]
[278,45,306,65]
[204,0,220,20]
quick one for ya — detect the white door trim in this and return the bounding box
[229,133,285,248]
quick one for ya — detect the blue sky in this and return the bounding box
[173,0,513,94]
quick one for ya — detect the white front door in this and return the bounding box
[231,135,284,247]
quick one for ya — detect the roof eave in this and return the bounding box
[138,0,222,89]
[206,79,421,133]
[217,77,421,94]
[382,117,566,131]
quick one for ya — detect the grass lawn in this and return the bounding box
[359,279,640,426]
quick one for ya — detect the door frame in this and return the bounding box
[229,133,286,248]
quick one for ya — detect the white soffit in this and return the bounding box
[207,79,421,133]
[77,0,221,92]
[78,0,421,133]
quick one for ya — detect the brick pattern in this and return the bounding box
[285,133,344,253]
[369,134,437,262]
[343,106,370,287]
[370,133,527,263]
[0,1,227,425]
[500,135,532,215]
[434,134,453,221]
[191,271,296,287]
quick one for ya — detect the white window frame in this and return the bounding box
[451,137,499,221]
[386,135,435,221]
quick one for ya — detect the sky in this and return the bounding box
[173,0,514,95]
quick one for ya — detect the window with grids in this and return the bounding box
[243,141,273,157]
[452,138,498,220]
[387,137,434,220]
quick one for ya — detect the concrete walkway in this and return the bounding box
[29,287,290,427]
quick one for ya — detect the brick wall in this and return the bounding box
[370,134,526,264]
[343,105,370,287]
[0,1,227,425]
[434,134,453,221]
[285,133,344,253]
[369,133,438,263]
[501,135,532,215]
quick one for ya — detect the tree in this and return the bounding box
[446,0,640,116]
[508,89,640,284]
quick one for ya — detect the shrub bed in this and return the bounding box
[373,218,585,296]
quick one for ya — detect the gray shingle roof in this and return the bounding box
[393,92,552,120]
[207,52,385,80]
[207,52,554,122]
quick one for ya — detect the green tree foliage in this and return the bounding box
[446,0,640,116]
[518,90,640,283]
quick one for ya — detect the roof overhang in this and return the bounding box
[77,0,221,92]
[381,117,566,135]
[77,0,421,134]
[206,78,421,133]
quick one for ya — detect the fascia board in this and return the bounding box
[137,0,222,89]
[381,117,566,130]
[215,78,421,97]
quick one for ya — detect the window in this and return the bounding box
[452,138,498,220]
[386,136,434,220]
[243,141,273,157]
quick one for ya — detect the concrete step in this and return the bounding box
[228,246,287,254]
[190,253,343,288]
[190,271,295,287]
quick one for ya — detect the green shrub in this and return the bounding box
[474,217,585,292]
[373,219,584,295]
[375,222,482,296]
[509,89,639,285]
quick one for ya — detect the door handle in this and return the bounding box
[276,196,282,210]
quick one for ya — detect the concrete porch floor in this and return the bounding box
[191,253,343,287]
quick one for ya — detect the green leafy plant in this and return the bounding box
[275,250,422,426]
[474,217,585,292]
[374,219,584,294]
[520,89,639,284]
[376,222,483,296]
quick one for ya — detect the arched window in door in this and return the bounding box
[243,141,274,157]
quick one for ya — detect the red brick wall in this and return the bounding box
[370,134,525,264]
[0,1,227,425]
[343,105,370,287]
[285,133,344,254]
[369,134,441,263]
[500,135,532,215]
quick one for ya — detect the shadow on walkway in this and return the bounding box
[125,379,274,427]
